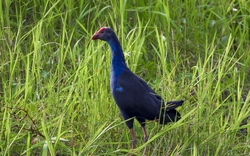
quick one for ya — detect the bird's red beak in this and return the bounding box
[92,27,107,40]
[91,32,99,40]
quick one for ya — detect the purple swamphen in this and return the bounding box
[92,27,184,148]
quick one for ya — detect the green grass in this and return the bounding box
[0,0,249,155]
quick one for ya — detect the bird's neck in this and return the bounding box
[107,38,128,76]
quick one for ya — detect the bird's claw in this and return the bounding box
[132,139,137,149]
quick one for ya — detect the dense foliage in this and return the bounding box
[0,0,249,155]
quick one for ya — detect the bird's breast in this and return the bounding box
[110,71,115,91]
[110,73,123,93]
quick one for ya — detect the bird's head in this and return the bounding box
[92,27,114,41]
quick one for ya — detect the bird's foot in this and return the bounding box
[131,139,137,149]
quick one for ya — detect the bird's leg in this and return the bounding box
[141,126,149,156]
[129,128,137,149]
[141,126,148,142]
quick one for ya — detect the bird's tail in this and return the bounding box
[166,100,184,110]
[159,100,184,125]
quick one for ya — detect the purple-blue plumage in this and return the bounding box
[92,27,184,149]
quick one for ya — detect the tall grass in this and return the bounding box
[0,0,249,155]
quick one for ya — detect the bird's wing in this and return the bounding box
[114,69,163,119]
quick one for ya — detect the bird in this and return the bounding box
[92,27,184,149]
